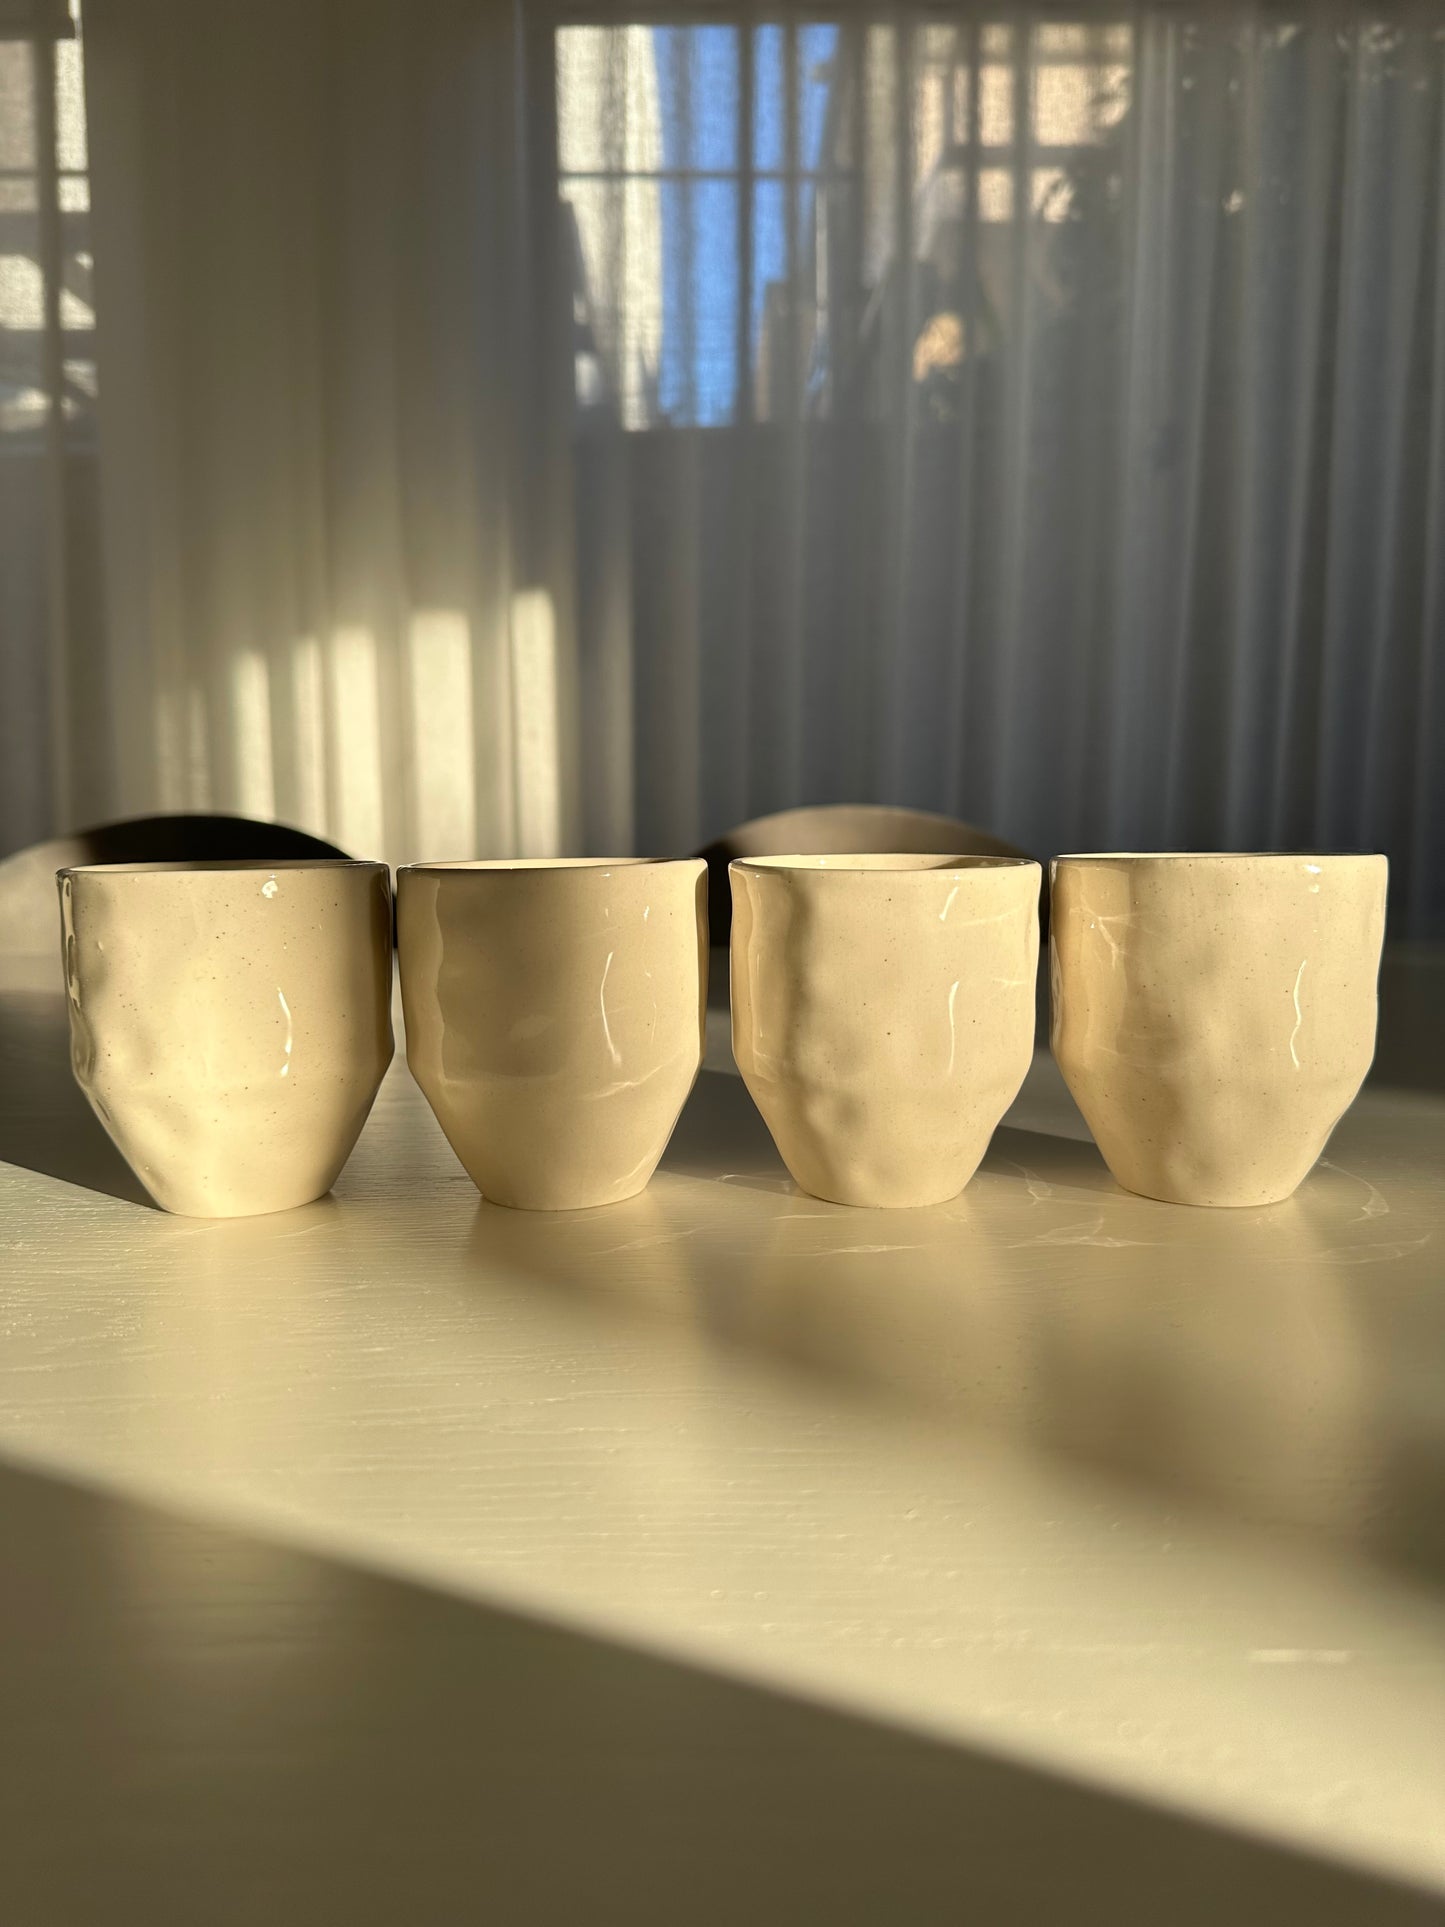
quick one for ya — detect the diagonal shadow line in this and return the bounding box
[0,1454,1437,1927]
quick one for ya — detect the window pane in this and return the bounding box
[669,24,739,171]
[693,179,740,422]
[752,24,784,172]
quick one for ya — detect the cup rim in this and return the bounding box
[57,859,389,880]
[730,852,1039,875]
[397,857,705,876]
[1050,851,1387,865]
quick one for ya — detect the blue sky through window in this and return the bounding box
[655,23,839,423]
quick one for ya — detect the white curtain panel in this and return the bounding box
[80,0,556,862]
[10,0,1442,931]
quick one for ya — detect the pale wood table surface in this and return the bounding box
[1,951,1443,1923]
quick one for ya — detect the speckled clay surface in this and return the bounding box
[59,861,394,1217]
[730,855,1041,1207]
[1050,854,1388,1207]
[397,859,707,1211]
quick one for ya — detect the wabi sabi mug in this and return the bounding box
[1049,853,1388,1207]
[397,858,707,1210]
[730,855,1041,1207]
[59,861,394,1216]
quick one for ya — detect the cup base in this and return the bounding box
[145,1181,338,1218]
[778,1157,981,1210]
[469,1169,659,1213]
[1107,1172,1305,1210]
[789,1181,968,1209]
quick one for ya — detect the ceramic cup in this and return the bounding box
[59,861,394,1217]
[1049,853,1388,1207]
[397,859,707,1210]
[730,855,1041,1207]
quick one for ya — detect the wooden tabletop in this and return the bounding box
[1,952,1443,1923]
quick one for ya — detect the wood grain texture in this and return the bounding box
[2,1461,1438,1927]
[2,962,1444,1903]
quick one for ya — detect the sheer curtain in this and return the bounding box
[560,10,1445,933]
[0,9,103,848]
[80,0,570,862]
[6,0,1442,932]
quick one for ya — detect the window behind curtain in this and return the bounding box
[557,19,1133,428]
[0,6,100,842]
[3,2,1440,934]
[555,12,1444,933]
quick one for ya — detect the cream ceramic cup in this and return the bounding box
[1049,853,1388,1207]
[59,861,394,1217]
[397,859,707,1210]
[730,855,1041,1207]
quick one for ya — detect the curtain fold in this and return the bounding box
[3,0,1437,931]
[82,0,571,865]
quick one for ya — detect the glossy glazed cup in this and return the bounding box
[1049,853,1388,1207]
[59,861,394,1217]
[397,859,707,1210]
[730,855,1041,1207]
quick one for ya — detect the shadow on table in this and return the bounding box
[0,1455,1435,1927]
[0,990,154,1207]
[488,1071,1445,1598]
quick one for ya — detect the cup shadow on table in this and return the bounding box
[2,1455,1432,1927]
[0,991,155,1207]
[8,953,1438,1601]
[470,1069,1445,1598]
